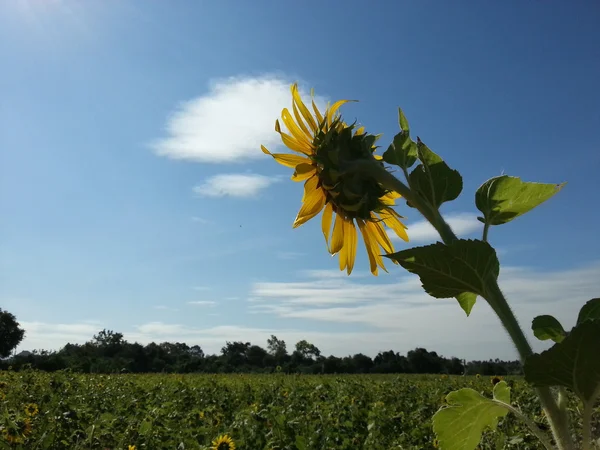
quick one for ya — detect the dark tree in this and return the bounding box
[0,308,26,358]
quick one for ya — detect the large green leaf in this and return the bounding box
[531,315,566,343]
[577,298,600,325]
[408,139,463,209]
[386,239,499,301]
[433,381,511,450]
[475,175,565,226]
[524,319,600,404]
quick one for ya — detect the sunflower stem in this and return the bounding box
[361,159,575,450]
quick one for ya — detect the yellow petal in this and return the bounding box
[261,145,311,168]
[291,163,316,181]
[281,109,312,147]
[373,154,383,161]
[379,208,409,242]
[300,174,318,202]
[343,218,358,275]
[355,126,365,136]
[366,219,394,254]
[357,219,378,275]
[312,95,324,125]
[338,238,348,272]
[326,99,355,127]
[330,212,344,255]
[291,83,317,132]
[321,202,334,252]
[293,178,325,228]
[276,125,313,156]
[292,101,312,140]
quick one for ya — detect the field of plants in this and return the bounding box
[0,369,592,449]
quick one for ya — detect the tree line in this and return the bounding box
[1,308,522,375]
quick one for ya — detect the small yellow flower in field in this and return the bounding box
[262,83,408,275]
[211,434,236,450]
[128,445,136,450]
[0,392,5,401]
[0,381,7,390]
[24,403,39,417]
[476,373,481,378]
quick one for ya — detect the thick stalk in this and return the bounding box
[582,400,594,450]
[361,160,575,450]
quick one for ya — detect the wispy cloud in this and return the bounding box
[187,300,216,306]
[152,75,326,163]
[276,251,306,260]
[191,216,210,224]
[392,212,481,243]
[152,305,179,312]
[192,286,212,291]
[193,173,277,198]
[248,261,600,359]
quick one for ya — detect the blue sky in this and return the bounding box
[1,0,599,360]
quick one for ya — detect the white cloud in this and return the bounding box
[15,262,599,361]
[152,75,326,163]
[392,212,482,243]
[193,173,277,198]
[191,217,210,224]
[187,301,216,306]
[248,261,600,359]
[276,251,305,260]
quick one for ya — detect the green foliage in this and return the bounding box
[382,108,418,170]
[577,297,600,324]
[525,318,600,404]
[0,308,26,358]
[0,370,561,449]
[475,175,565,226]
[407,139,463,209]
[531,315,566,343]
[386,239,499,315]
[432,381,511,450]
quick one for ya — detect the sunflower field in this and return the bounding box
[0,369,594,449]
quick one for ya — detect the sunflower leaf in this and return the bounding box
[531,315,567,343]
[475,175,565,226]
[456,292,477,317]
[385,239,499,302]
[524,318,600,404]
[382,132,418,170]
[433,381,511,450]
[408,139,463,209]
[577,298,600,325]
[398,107,410,133]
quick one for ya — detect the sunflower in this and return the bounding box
[211,434,236,450]
[262,83,408,275]
[491,375,504,386]
[24,403,39,417]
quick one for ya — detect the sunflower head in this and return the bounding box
[211,434,236,450]
[24,403,39,417]
[491,375,503,386]
[312,118,390,221]
[262,83,409,275]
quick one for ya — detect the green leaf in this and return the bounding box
[382,132,418,169]
[456,292,477,317]
[475,175,565,226]
[138,419,152,436]
[386,239,499,301]
[577,298,600,325]
[524,319,600,404]
[408,139,463,209]
[531,315,566,343]
[398,107,410,133]
[433,381,511,450]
